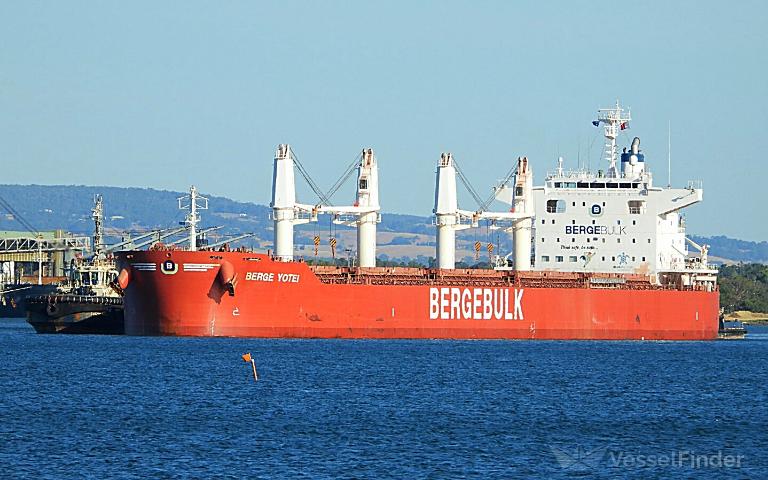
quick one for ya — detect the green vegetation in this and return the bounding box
[719,263,768,313]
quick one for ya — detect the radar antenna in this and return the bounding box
[596,100,631,177]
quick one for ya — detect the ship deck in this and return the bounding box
[308,265,673,290]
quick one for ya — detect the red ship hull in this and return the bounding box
[116,251,719,340]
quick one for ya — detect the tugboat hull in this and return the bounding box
[25,295,123,334]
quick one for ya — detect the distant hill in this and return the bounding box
[689,235,768,264]
[0,184,765,263]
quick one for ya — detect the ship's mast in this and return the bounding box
[178,186,208,251]
[597,100,631,177]
[92,194,105,259]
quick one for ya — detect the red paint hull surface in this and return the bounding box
[116,251,719,340]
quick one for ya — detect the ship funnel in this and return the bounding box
[621,137,645,177]
[355,148,380,268]
[512,157,533,271]
[272,144,298,261]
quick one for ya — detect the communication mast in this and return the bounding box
[178,186,208,251]
[597,100,631,177]
[91,194,105,258]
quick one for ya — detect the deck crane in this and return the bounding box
[271,145,380,267]
[434,154,534,270]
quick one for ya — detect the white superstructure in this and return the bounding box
[496,102,717,289]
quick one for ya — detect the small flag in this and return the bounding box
[620,122,629,130]
[242,353,252,363]
[592,120,600,127]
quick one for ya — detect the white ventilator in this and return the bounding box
[433,153,475,269]
[271,144,315,261]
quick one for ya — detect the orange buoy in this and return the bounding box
[242,352,258,381]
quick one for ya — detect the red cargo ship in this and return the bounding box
[116,103,720,340]
[116,250,718,339]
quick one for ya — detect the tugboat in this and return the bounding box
[25,196,124,334]
[718,309,747,340]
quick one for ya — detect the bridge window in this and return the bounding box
[541,219,545,224]
[569,256,577,262]
[541,238,545,243]
[556,256,564,262]
[642,256,646,261]
[359,178,368,190]
[547,199,566,213]
[541,255,550,262]
[628,200,646,214]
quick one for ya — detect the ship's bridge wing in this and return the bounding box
[651,186,703,216]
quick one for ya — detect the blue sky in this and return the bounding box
[1,1,766,240]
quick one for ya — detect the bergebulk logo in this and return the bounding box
[590,204,603,217]
[160,260,178,275]
[549,444,745,471]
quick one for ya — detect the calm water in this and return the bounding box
[1,318,767,479]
